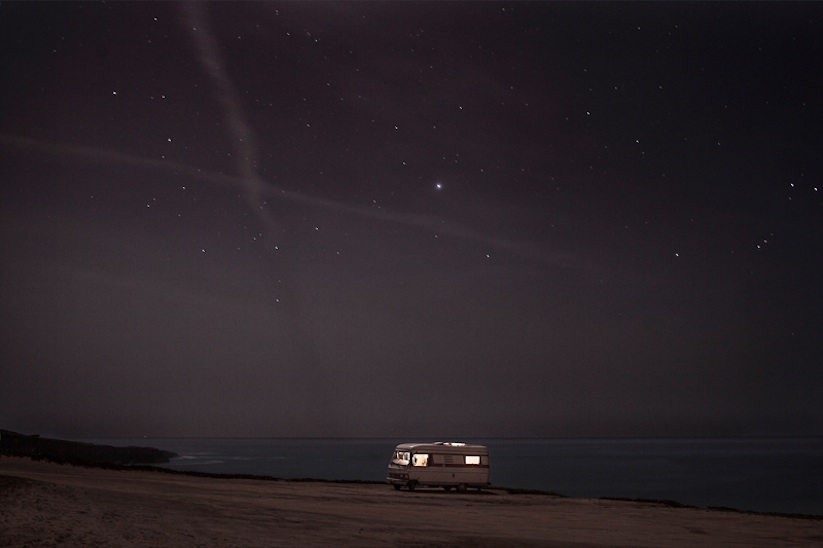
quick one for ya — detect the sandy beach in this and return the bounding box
[1,457,820,547]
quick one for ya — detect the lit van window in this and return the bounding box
[393,451,410,465]
[465,455,481,465]
[412,453,429,467]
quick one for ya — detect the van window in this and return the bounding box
[412,453,429,466]
[465,455,481,465]
[392,451,410,465]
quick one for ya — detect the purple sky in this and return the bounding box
[2,1,822,438]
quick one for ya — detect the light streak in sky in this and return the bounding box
[0,133,574,270]
[181,2,272,237]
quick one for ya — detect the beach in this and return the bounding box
[1,457,821,547]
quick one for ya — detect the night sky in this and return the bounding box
[2,2,822,438]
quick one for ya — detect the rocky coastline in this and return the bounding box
[0,429,177,466]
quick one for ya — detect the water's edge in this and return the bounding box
[66,437,823,516]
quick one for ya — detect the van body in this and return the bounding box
[386,442,490,491]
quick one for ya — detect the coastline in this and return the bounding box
[2,456,821,547]
[0,429,177,466]
[87,435,823,515]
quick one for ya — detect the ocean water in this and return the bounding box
[78,437,823,516]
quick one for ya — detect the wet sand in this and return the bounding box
[1,456,821,547]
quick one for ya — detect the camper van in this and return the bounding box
[386,442,490,491]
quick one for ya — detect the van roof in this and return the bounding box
[394,442,488,453]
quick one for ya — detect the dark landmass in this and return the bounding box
[0,429,177,466]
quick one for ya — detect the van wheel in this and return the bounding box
[407,481,418,491]
[393,484,401,490]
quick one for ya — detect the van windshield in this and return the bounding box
[392,450,410,465]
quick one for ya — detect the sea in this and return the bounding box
[77,437,823,516]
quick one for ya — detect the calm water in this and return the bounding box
[79,437,823,516]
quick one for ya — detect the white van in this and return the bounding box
[386,442,490,491]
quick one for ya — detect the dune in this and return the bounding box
[1,456,821,547]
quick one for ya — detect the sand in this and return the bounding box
[1,456,821,547]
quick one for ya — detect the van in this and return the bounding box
[386,442,490,491]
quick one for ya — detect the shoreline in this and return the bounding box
[60,435,823,516]
[2,456,821,547]
[8,454,823,521]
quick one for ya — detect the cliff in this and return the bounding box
[0,429,177,466]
